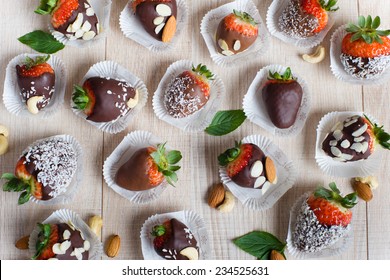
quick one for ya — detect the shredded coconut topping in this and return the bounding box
[340,53,390,79]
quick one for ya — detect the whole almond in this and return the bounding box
[162,16,176,43]
[106,235,120,258]
[352,180,373,202]
[270,250,285,260]
[208,183,225,208]
[15,235,30,250]
[265,157,277,184]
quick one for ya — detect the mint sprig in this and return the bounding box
[205,109,247,136]
[18,30,65,54]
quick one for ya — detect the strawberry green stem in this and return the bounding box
[151,225,166,237]
[72,85,90,110]
[35,0,59,15]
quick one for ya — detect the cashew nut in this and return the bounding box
[217,190,235,213]
[126,89,139,109]
[302,45,325,63]
[179,247,199,260]
[0,135,9,155]
[27,96,44,114]
[0,125,9,138]
[88,215,103,238]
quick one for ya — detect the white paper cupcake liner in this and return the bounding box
[286,192,353,259]
[20,134,84,205]
[70,60,148,134]
[315,111,382,178]
[3,53,66,119]
[219,134,297,211]
[200,0,270,67]
[243,64,310,137]
[140,210,211,260]
[103,130,178,204]
[266,0,337,49]
[119,0,188,52]
[330,25,390,85]
[28,209,103,260]
[50,0,112,48]
[152,60,225,132]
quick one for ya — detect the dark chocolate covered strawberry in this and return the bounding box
[216,10,258,56]
[115,142,182,191]
[33,222,90,260]
[35,0,100,41]
[1,138,77,204]
[261,67,303,129]
[218,141,277,189]
[72,77,139,123]
[341,15,390,79]
[152,218,198,260]
[132,0,177,42]
[164,64,214,118]
[16,55,55,114]
[279,0,338,39]
[322,114,390,162]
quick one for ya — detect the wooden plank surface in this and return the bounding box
[0,0,389,260]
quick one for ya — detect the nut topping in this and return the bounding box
[27,95,44,114]
[162,16,176,43]
[179,247,199,260]
[156,4,172,17]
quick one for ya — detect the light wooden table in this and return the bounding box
[1,0,389,260]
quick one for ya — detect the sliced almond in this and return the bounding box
[179,247,199,260]
[155,23,165,35]
[81,21,92,32]
[250,160,263,178]
[222,50,234,56]
[153,16,164,26]
[15,236,29,250]
[52,243,65,255]
[233,40,241,51]
[265,157,277,184]
[254,176,266,188]
[156,4,172,17]
[71,13,84,32]
[84,240,91,251]
[106,235,120,258]
[218,39,228,51]
[60,240,71,252]
[162,16,176,43]
[63,230,71,240]
[86,7,95,17]
[75,29,85,39]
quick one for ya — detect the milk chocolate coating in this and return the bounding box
[115,148,156,191]
[134,0,177,41]
[231,144,266,188]
[84,77,136,123]
[154,218,198,260]
[262,80,303,129]
[340,53,390,79]
[164,71,208,118]
[215,17,257,54]
[16,66,55,111]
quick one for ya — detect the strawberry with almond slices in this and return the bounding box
[292,182,357,252]
[115,142,182,191]
[218,141,277,189]
[216,9,258,56]
[341,15,390,79]
[279,0,338,39]
[16,55,55,115]
[152,218,199,260]
[164,64,214,118]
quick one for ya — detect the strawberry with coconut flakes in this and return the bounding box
[292,182,357,252]
[340,15,390,79]
[16,55,55,114]
[216,10,258,56]
[164,64,214,118]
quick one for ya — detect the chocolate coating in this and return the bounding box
[134,0,177,41]
[262,80,303,129]
[84,77,136,123]
[340,53,390,79]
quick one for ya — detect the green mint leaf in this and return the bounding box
[166,150,182,165]
[233,231,286,260]
[1,173,16,180]
[18,30,65,54]
[205,109,246,136]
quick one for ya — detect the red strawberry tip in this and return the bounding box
[35,0,59,15]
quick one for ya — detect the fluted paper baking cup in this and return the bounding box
[140,210,211,260]
[200,0,270,67]
[103,130,178,204]
[29,209,103,260]
[243,64,310,137]
[3,53,66,119]
[152,60,225,132]
[315,111,381,177]
[71,60,148,134]
[330,25,390,85]
[119,0,188,52]
[219,134,297,211]
[286,192,353,259]
[50,0,112,48]
[266,0,337,49]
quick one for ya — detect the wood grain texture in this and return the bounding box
[0,0,389,260]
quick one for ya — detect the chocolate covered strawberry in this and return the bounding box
[16,55,55,114]
[132,0,177,42]
[33,222,90,260]
[279,0,338,38]
[35,0,100,41]
[164,64,214,118]
[340,15,390,79]
[216,10,258,56]
[115,142,182,191]
[218,141,277,189]
[322,114,390,162]
[72,77,139,123]
[152,218,199,260]
[292,182,357,252]
[262,67,303,129]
